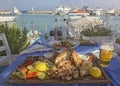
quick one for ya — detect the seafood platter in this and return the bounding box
[6,47,111,84]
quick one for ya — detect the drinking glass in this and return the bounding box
[99,40,114,67]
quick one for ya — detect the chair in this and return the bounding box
[0,33,18,65]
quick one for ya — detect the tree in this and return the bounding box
[0,23,30,54]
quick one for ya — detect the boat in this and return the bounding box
[106,8,115,16]
[106,9,115,14]
[0,16,16,22]
[54,5,71,15]
[12,6,22,15]
[68,10,89,20]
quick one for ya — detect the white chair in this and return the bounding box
[0,33,17,65]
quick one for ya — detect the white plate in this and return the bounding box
[48,40,80,48]
[71,41,80,48]
[48,40,61,46]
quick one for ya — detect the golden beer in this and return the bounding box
[99,42,114,67]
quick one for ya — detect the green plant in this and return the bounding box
[81,26,113,36]
[0,23,30,54]
[116,38,120,44]
[44,33,49,39]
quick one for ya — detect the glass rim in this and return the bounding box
[101,40,114,44]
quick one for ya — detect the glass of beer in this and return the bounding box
[99,40,114,67]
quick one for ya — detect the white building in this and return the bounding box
[106,8,115,16]
[12,6,22,15]
[54,5,71,15]
[93,8,103,16]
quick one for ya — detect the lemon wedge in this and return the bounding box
[89,67,102,78]
[34,61,47,72]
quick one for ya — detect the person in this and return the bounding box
[62,18,74,39]
[52,19,62,40]
[53,19,59,30]
[61,19,68,39]
[66,17,75,38]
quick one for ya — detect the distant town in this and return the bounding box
[0,6,120,16]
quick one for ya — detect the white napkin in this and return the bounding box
[92,50,100,59]
[20,44,52,55]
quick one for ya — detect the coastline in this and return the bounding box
[27,10,53,14]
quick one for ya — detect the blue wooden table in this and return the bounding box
[0,38,120,86]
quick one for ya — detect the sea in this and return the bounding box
[12,14,120,35]
[14,14,68,35]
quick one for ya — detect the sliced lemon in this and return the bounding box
[89,67,102,78]
[34,61,47,72]
[27,65,34,70]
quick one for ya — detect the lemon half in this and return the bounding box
[89,67,102,78]
[34,61,47,72]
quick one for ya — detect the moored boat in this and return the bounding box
[0,16,16,22]
[69,10,89,20]
[12,6,22,15]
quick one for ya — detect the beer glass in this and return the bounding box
[99,40,114,67]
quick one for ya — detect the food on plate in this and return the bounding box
[89,66,102,78]
[55,49,68,64]
[53,40,77,49]
[12,56,52,80]
[60,40,74,47]
[25,71,38,79]
[12,72,26,79]
[79,60,93,76]
[37,72,46,80]
[48,48,96,80]
[18,59,33,68]
[34,61,47,72]
[18,67,28,74]
[11,49,102,81]
[27,69,37,73]
[27,65,34,70]
[71,50,83,65]
[12,70,38,79]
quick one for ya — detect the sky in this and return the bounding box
[0,0,120,11]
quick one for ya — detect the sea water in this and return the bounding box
[14,14,68,35]
[13,14,120,35]
[101,16,120,31]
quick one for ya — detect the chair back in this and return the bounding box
[0,33,12,65]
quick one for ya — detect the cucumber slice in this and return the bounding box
[37,72,46,80]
